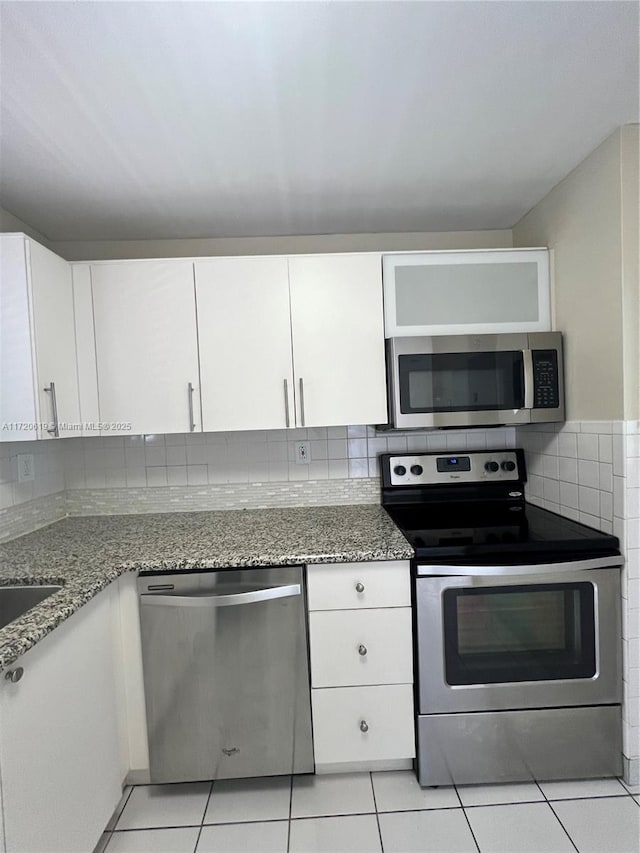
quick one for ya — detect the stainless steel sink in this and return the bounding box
[0,586,62,630]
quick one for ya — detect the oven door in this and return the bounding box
[415,563,621,714]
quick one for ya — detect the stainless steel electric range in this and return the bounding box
[381,448,623,787]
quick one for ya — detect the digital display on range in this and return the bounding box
[436,456,471,472]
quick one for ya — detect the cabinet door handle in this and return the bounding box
[359,720,369,733]
[355,582,365,593]
[358,644,368,656]
[283,379,290,428]
[5,667,24,683]
[299,377,305,426]
[43,382,59,437]
[188,382,196,432]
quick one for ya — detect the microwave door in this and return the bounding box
[392,348,529,429]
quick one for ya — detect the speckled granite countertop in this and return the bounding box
[0,505,413,671]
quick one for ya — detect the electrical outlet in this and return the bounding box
[295,442,310,465]
[17,454,34,483]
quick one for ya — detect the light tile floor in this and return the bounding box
[96,771,640,853]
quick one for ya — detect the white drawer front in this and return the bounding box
[309,608,413,688]
[312,684,415,765]
[307,561,410,611]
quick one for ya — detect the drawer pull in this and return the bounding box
[5,667,24,683]
[355,582,365,593]
[359,719,369,733]
[358,644,368,656]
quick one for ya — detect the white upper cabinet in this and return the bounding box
[195,257,294,431]
[382,249,551,337]
[289,254,387,428]
[91,261,201,435]
[0,234,80,441]
[195,253,387,432]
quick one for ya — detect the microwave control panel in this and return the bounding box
[532,350,559,408]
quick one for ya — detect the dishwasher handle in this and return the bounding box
[140,583,301,608]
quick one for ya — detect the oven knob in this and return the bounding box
[393,465,407,476]
[501,460,516,472]
[410,465,423,476]
[485,461,499,473]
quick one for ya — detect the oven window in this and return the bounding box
[443,583,596,685]
[398,351,524,413]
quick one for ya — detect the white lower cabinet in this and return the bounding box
[307,561,415,773]
[312,684,415,766]
[0,588,123,853]
[309,608,413,688]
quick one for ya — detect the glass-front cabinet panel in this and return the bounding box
[383,250,550,337]
[443,582,596,685]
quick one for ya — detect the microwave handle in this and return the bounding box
[522,349,534,409]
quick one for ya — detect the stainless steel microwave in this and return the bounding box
[385,332,564,429]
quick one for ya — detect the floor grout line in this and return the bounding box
[286,774,293,853]
[369,771,385,852]
[454,784,481,853]
[192,781,215,853]
[546,800,581,853]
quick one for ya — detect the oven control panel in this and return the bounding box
[385,450,523,486]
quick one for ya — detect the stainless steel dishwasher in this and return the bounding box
[138,566,314,783]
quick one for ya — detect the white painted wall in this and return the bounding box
[49,229,513,262]
[620,125,639,422]
[513,125,639,422]
[0,206,51,247]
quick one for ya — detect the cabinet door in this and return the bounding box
[195,257,294,431]
[288,255,387,427]
[309,608,413,688]
[383,249,550,337]
[312,684,415,766]
[71,265,100,434]
[307,561,411,611]
[92,261,201,435]
[0,590,122,853]
[28,240,81,439]
[0,235,37,442]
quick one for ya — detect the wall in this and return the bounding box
[519,419,640,782]
[620,125,640,422]
[512,126,640,421]
[61,425,515,515]
[513,124,640,783]
[0,440,66,540]
[48,229,513,262]
[0,205,51,247]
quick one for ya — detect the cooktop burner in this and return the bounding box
[380,449,619,562]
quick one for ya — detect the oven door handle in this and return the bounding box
[416,555,623,576]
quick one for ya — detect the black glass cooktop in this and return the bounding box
[384,501,620,562]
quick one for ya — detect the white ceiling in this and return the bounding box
[0,1,638,242]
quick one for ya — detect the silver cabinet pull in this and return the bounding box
[358,644,368,656]
[359,720,369,733]
[283,379,290,428]
[43,382,59,437]
[299,377,305,426]
[141,583,301,608]
[355,582,365,593]
[187,382,196,432]
[5,667,24,683]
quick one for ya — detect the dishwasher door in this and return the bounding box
[138,566,314,783]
